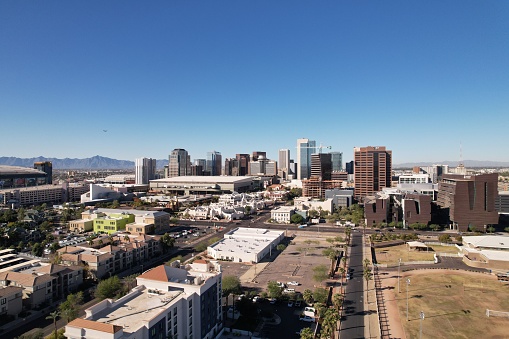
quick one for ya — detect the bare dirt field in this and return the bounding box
[375,244,435,264]
[381,269,509,339]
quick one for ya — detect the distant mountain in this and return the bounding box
[0,156,168,170]
[394,160,509,168]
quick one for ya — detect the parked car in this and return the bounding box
[288,300,294,307]
[346,273,351,280]
[269,298,277,304]
[252,296,261,302]
[295,300,302,307]
[299,315,315,322]
[287,281,299,286]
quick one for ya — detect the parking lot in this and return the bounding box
[220,230,344,338]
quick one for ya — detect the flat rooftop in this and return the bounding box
[151,176,253,184]
[92,287,182,334]
[210,227,284,255]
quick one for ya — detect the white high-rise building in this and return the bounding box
[296,138,316,180]
[135,158,156,185]
[65,261,223,339]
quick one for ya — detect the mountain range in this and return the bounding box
[0,156,167,170]
[1,156,508,170]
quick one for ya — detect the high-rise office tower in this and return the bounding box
[278,149,290,179]
[354,146,392,201]
[296,138,316,180]
[206,151,222,176]
[34,161,52,185]
[135,158,157,184]
[169,149,191,177]
[236,154,250,176]
[330,152,343,172]
[311,153,332,180]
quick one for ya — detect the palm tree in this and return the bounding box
[124,235,131,243]
[363,267,373,303]
[339,267,346,293]
[332,293,343,312]
[46,310,60,339]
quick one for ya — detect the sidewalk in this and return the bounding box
[363,234,381,339]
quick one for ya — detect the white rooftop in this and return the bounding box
[91,287,182,335]
[151,176,253,184]
[463,235,509,250]
[210,227,284,255]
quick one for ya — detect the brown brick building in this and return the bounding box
[365,192,431,228]
[437,173,499,232]
[354,146,392,201]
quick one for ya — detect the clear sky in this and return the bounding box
[1,1,508,165]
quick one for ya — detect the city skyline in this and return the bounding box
[1,1,508,163]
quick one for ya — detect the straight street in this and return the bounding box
[340,231,365,338]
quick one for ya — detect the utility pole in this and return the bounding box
[406,279,411,321]
[398,258,402,293]
[420,311,425,338]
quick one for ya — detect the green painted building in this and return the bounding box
[93,213,134,235]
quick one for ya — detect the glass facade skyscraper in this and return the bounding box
[296,138,316,180]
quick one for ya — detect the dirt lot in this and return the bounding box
[375,244,435,264]
[384,269,509,339]
[220,231,345,296]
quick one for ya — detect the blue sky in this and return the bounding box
[1,1,508,165]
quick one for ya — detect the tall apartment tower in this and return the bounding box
[296,138,316,180]
[34,161,52,184]
[206,151,222,176]
[311,153,332,180]
[135,158,157,184]
[354,146,392,201]
[330,152,343,172]
[168,149,191,178]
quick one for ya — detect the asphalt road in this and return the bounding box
[340,231,365,339]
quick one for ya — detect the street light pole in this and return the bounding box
[406,279,411,321]
[398,258,402,293]
[420,311,425,339]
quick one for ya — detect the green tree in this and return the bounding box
[320,308,339,339]
[313,287,328,304]
[222,275,242,308]
[160,233,175,253]
[245,205,252,214]
[166,255,183,265]
[303,289,313,304]
[290,213,304,224]
[95,276,122,300]
[45,310,60,339]
[267,280,283,299]
[111,200,120,209]
[31,243,43,257]
[438,234,451,243]
[487,226,495,234]
[332,293,343,311]
[299,327,314,339]
[312,265,329,285]
[363,267,373,303]
[276,244,287,252]
[59,291,84,323]
[122,274,138,293]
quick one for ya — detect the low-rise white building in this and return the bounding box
[207,227,284,263]
[270,206,296,223]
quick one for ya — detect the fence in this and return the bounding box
[486,309,509,318]
[374,266,390,338]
